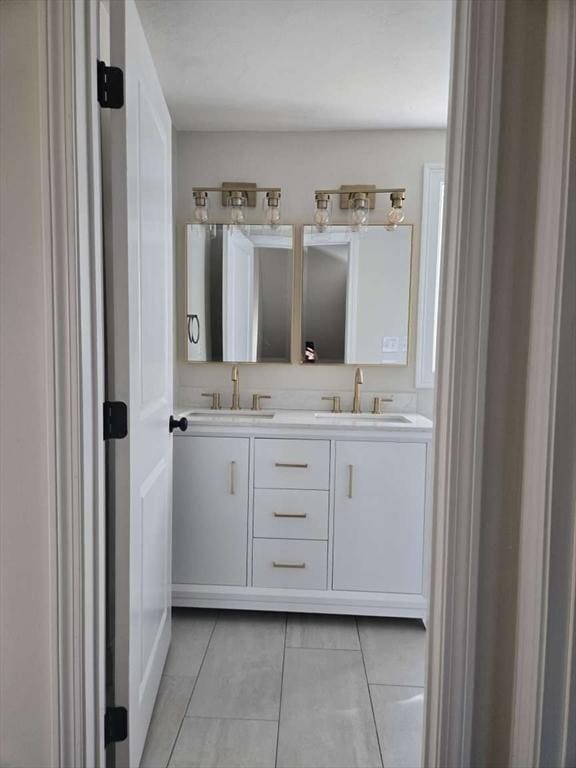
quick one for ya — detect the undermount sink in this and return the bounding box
[187,411,275,419]
[314,412,411,424]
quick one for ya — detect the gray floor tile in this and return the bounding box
[163,608,218,678]
[168,717,277,768]
[277,648,382,768]
[187,612,285,720]
[370,685,424,768]
[286,613,360,650]
[358,618,426,686]
[140,675,195,768]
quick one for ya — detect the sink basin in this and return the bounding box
[188,411,275,419]
[314,413,411,424]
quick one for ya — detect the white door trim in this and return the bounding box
[424,0,505,765]
[510,2,576,765]
[43,0,106,764]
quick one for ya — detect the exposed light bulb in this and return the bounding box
[314,208,331,231]
[350,205,369,231]
[193,191,209,223]
[193,205,208,224]
[386,206,405,229]
[314,193,331,231]
[266,206,281,228]
[264,191,282,229]
[230,206,245,226]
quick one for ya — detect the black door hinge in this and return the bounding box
[103,401,128,440]
[97,60,124,109]
[104,706,128,747]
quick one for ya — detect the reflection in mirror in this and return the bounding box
[186,224,293,363]
[302,225,412,365]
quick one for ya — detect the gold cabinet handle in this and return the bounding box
[348,464,354,498]
[274,462,309,469]
[273,561,306,569]
[229,461,236,495]
[273,512,307,518]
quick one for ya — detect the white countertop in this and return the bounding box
[174,407,433,432]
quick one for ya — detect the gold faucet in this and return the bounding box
[352,367,364,413]
[231,365,241,410]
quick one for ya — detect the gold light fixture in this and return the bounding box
[313,185,406,231]
[313,192,332,232]
[192,190,209,223]
[264,190,282,229]
[192,183,282,228]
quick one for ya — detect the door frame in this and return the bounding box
[426,1,576,766]
[50,0,576,765]
[40,0,107,764]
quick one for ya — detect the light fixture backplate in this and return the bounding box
[222,181,257,207]
[339,184,377,210]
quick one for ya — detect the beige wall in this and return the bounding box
[174,129,446,413]
[0,2,59,765]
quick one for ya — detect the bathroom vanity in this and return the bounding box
[172,410,432,620]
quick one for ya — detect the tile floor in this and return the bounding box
[140,609,426,768]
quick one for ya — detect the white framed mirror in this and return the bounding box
[185,224,294,363]
[301,224,413,365]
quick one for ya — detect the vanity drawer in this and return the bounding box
[253,489,329,540]
[252,539,328,590]
[254,439,330,490]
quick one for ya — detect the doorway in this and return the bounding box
[100,1,451,766]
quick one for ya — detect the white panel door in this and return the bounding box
[108,1,174,764]
[173,436,250,586]
[333,441,426,594]
[222,226,256,361]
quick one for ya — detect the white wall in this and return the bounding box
[175,130,445,413]
[0,2,59,765]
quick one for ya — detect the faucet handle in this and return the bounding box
[372,395,395,415]
[252,394,271,411]
[202,392,221,410]
[322,395,342,414]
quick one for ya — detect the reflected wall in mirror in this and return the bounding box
[186,224,293,363]
[302,225,412,365]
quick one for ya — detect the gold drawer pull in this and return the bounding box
[229,461,236,495]
[274,462,309,469]
[348,464,354,498]
[273,561,306,569]
[273,512,308,518]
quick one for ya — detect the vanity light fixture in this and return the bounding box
[227,189,247,226]
[192,190,209,224]
[313,192,332,231]
[386,190,406,230]
[312,185,406,231]
[264,190,282,229]
[348,191,371,230]
[191,183,283,227]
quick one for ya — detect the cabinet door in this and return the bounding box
[333,441,426,594]
[173,436,249,586]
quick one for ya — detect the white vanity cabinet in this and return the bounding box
[333,441,426,594]
[173,435,250,586]
[173,418,431,620]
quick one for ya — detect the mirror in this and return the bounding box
[302,225,412,365]
[185,224,293,363]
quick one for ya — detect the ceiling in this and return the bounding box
[135,0,452,132]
